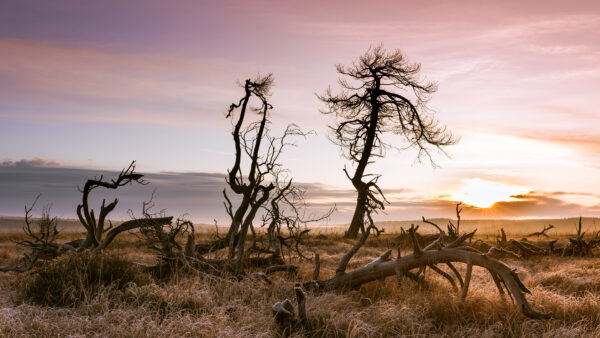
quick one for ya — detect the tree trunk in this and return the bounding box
[345,191,367,238]
[303,247,550,319]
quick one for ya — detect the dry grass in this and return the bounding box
[1,225,600,337]
[18,253,152,307]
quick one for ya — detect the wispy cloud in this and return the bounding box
[511,131,600,156]
[0,39,247,127]
[1,157,60,168]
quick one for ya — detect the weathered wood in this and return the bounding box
[303,246,550,319]
[272,299,295,324]
[526,224,554,238]
[312,253,320,280]
[460,259,473,301]
[295,286,307,325]
[91,217,173,253]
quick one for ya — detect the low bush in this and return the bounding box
[20,253,151,307]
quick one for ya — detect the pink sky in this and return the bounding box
[1,0,599,220]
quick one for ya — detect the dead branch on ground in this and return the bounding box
[298,213,550,319]
[526,224,554,238]
[562,217,600,257]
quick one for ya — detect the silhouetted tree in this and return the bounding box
[217,75,308,270]
[0,162,173,273]
[261,172,334,262]
[320,46,457,238]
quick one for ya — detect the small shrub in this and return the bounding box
[20,253,151,307]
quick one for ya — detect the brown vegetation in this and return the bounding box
[19,252,151,307]
[1,228,600,336]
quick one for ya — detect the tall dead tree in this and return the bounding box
[320,45,456,238]
[200,74,308,271]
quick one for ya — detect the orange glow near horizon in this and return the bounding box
[449,178,530,209]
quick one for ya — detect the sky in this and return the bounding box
[1,0,600,223]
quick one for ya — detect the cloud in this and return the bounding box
[549,191,600,198]
[299,182,411,201]
[378,190,600,220]
[0,166,409,223]
[532,104,597,120]
[0,165,232,223]
[0,39,246,127]
[1,166,599,223]
[512,131,600,156]
[1,157,60,168]
[460,191,588,218]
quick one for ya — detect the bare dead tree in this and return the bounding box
[261,173,335,264]
[1,162,172,273]
[562,217,600,257]
[137,216,201,276]
[221,75,276,268]
[194,75,311,272]
[263,178,295,260]
[137,194,195,264]
[0,197,69,272]
[489,224,557,257]
[447,202,462,239]
[417,202,463,245]
[130,193,233,280]
[526,224,554,238]
[490,227,552,258]
[320,45,457,238]
[300,218,550,319]
[490,223,598,258]
[73,161,172,253]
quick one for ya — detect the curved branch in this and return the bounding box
[304,246,549,319]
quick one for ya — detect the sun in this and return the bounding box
[449,178,529,208]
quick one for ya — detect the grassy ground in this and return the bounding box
[0,219,600,337]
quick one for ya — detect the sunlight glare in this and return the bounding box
[450,178,529,208]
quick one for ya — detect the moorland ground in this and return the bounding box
[0,218,599,337]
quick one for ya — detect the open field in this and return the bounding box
[311,217,600,238]
[1,216,600,337]
[3,216,599,235]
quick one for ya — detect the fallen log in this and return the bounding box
[303,225,550,319]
